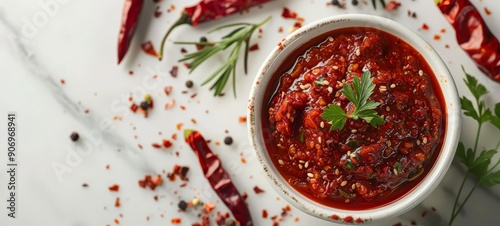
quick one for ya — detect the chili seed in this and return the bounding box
[335,168,340,175]
[140,101,150,110]
[320,121,325,128]
[332,65,339,70]
[390,84,396,89]
[225,219,237,226]
[341,181,347,186]
[351,184,356,190]
[328,36,334,42]
[278,159,284,165]
[305,161,309,168]
[185,80,194,88]
[70,131,79,142]
[423,137,428,144]
[178,200,188,211]
[191,198,200,206]
[355,48,360,56]
[224,136,233,145]
[307,173,314,178]
[418,70,424,76]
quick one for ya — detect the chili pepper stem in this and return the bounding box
[158,12,191,61]
[184,129,195,139]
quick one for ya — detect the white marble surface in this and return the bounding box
[1,0,500,225]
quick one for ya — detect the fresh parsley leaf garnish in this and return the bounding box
[321,71,384,130]
[449,66,500,225]
[314,76,325,86]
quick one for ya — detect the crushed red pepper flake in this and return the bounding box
[183,62,191,69]
[129,70,134,75]
[106,164,110,170]
[154,6,162,18]
[168,165,190,181]
[114,218,120,224]
[190,93,198,98]
[421,23,429,30]
[82,183,88,187]
[115,197,121,207]
[431,206,437,212]
[411,220,417,225]
[253,186,265,194]
[262,209,268,218]
[176,123,183,130]
[294,217,299,222]
[393,223,402,226]
[249,44,259,51]
[440,28,446,33]
[241,157,247,163]
[165,99,176,110]
[180,48,187,54]
[385,0,401,11]
[485,6,491,15]
[152,143,162,149]
[172,133,177,140]
[278,26,283,33]
[109,184,120,192]
[138,144,143,149]
[162,139,173,148]
[434,34,441,40]
[170,66,179,77]
[171,218,182,224]
[281,7,297,19]
[180,105,186,110]
[138,174,163,190]
[141,41,159,57]
[60,79,65,85]
[239,116,247,123]
[164,86,173,96]
[343,216,353,223]
[191,118,197,124]
[421,210,428,217]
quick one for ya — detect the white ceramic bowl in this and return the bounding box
[248,14,461,224]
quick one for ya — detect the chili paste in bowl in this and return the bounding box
[248,15,460,224]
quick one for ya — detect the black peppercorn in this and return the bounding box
[200,36,208,43]
[70,131,79,142]
[331,0,339,5]
[186,80,194,88]
[178,200,188,211]
[140,101,150,110]
[224,136,233,145]
[352,0,358,6]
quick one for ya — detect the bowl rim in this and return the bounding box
[247,14,461,224]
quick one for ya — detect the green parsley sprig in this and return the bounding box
[175,17,271,97]
[321,71,385,130]
[449,66,500,225]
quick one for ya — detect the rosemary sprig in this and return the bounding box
[175,17,271,97]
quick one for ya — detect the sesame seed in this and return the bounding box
[332,65,339,70]
[355,48,360,56]
[423,137,428,144]
[278,159,284,165]
[328,36,334,42]
[379,86,387,92]
[351,129,357,133]
[386,106,391,111]
[320,121,325,128]
[307,173,314,178]
[341,181,348,186]
[419,70,424,76]
[390,84,396,89]
[305,161,309,168]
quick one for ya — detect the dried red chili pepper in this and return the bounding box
[184,129,253,226]
[158,0,273,60]
[437,0,500,81]
[117,0,144,64]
